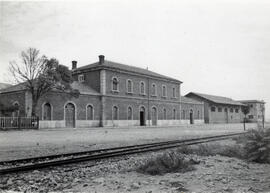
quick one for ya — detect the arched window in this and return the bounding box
[173,109,176,120]
[163,108,167,120]
[43,103,52,120]
[12,102,20,117]
[127,106,133,120]
[112,77,119,91]
[162,85,167,97]
[86,105,94,120]
[172,88,176,98]
[140,81,145,94]
[182,110,185,119]
[112,106,119,120]
[126,79,133,93]
[151,83,157,96]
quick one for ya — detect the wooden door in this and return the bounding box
[65,103,75,128]
[152,107,157,126]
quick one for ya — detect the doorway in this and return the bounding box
[65,103,75,128]
[140,106,145,126]
[189,109,194,124]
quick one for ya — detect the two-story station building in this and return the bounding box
[0,55,204,128]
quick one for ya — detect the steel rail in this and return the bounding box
[0,132,244,165]
[0,132,245,175]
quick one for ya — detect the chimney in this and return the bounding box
[72,61,77,70]
[99,55,105,65]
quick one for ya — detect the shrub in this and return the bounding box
[136,151,195,175]
[194,144,217,156]
[177,143,244,159]
[218,144,244,159]
[243,128,270,163]
[176,145,194,155]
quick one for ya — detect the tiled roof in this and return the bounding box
[0,81,99,95]
[180,96,203,104]
[0,83,12,90]
[74,60,182,83]
[70,81,99,95]
[0,83,26,93]
[238,100,265,104]
[186,92,244,106]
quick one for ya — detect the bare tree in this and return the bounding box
[9,48,79,117]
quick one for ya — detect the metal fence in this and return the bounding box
[0,117,39,130]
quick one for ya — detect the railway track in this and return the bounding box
[0,132,246,175]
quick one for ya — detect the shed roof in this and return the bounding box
[74,60,182,83]
[180,96,203,104]
[185,92,244,106]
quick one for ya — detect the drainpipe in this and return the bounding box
[147,77,150,126]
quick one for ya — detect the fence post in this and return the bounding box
[36,116,39,129]
[18,117,21,129]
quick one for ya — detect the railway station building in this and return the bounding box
[180,96,204,125]
[185,92,245,124]
[0,55,204,128]
[237,100,265,123]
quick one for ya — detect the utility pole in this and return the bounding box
[261,104,265,129]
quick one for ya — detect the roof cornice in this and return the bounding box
[73,65,182,84]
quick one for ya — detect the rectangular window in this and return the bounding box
[211,107,216,112]
[218,107,222,112]
[78,74,85,82]
[235,109,239,113]
[248,115,254,119]
[230,108,234,113]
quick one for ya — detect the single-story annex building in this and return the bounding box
[185,92,245,124]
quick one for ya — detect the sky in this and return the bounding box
[0,0,270,120]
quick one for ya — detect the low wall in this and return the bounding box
[179,123,258,131]
[76,120,100,128]
[39,120,65,128]
[39,120,258,130]
[104,120,140,127]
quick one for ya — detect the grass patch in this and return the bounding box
[243,128,270,163]
[136,151,196,175]
[177,128,270,164]
[177,142,244,159]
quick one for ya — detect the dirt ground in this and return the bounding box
[0,124,255,161]
[1,140,269,193]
